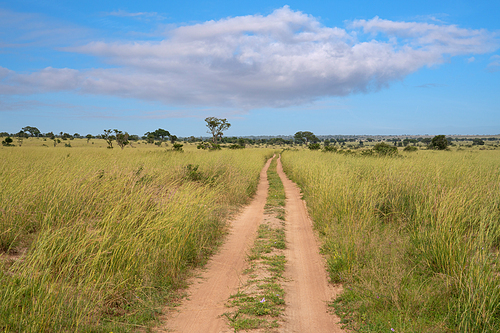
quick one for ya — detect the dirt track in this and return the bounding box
[160,156,343,332]
[277,156,343,333]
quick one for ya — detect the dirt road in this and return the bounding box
[277,156,343,333]
[159,156,343,332]
[161,157,273,333]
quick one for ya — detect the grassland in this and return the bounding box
[0,140,274,332]
[281,149,500,332]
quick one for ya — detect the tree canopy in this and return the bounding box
[294,131,319,144]
[22,126,40,137]
[429,135,448,150]
[205,117,231,144]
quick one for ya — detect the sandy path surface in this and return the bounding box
[277,156,344,333]
[159,157,273,333]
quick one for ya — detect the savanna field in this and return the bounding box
[1,138,500,332]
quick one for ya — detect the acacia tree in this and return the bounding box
[102,129,116,149]
[115,130,129,149]
[205,117,231,144]
[22,126,40,137]
[294,131,319,144]
[155,129,170,141]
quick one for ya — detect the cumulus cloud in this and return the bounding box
[0,6,498,108]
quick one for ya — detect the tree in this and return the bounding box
[47,132,55,140]
[1,137,13,146]
[170,135,178,144]
[421,138,432,145]
[429,135,448,150]
[61,133,72,140]
[144,132,155,144]
[22,126,40,137]
[472,138,485,145]
[86,134,93,143]
[205,117,231,144]
[294,131,319,144]
[102,129,116,149]
[115,130,129,149]
[155,128,171,141]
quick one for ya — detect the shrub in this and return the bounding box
[308,143,321,150]
[403,146,418,152]
[372,142,398,156]
[323,145,337,152]
[429,135,448,150]
[172,143,183,151]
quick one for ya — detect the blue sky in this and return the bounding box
[1,0,499,137]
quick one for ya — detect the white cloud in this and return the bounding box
[106,10,165,20]
[487,54,500,72]
[467,57,475,63]
[1,6,498,108]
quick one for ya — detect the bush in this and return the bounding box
[403,146,418,152]
[472,138,485,146]
[308,143,321,150]
[429,135,448,150]
[172,143,183,151]
[372,142,398,156]
[323,145,337,152]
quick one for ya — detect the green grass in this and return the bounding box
[282,149,500,333]
[0,144,274,332]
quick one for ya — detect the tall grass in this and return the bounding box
[281,149,500,332]
[0,146,274,332]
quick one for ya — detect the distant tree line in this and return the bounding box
[1,125,498,150]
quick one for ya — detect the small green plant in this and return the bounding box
[184,164,202,181]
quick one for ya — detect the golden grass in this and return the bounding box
[0,143,274,332]
[281,149,500,332]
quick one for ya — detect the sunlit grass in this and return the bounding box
[0,144,274,332]
[281,149,500,332]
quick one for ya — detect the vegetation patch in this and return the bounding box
[282,149,500,333]
[0,146,274,332]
